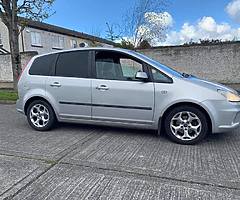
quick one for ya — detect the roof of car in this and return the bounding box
[33,47,182,79]
[36,47,132,57]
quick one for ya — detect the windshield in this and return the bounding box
[130,50,183,77]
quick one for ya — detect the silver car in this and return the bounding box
[16,47,240,144]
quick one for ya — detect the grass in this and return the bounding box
[0,89,18,101]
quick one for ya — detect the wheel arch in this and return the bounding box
[160,102,213,134]
[24,96,56,116]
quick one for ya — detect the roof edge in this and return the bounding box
[16,17,116,46]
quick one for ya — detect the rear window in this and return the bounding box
[55,51,89,78]
[29,54,56,76]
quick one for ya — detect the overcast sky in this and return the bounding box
[45,0,240,46]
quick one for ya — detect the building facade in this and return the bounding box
[0,17,114,55]
[0,17,114,88]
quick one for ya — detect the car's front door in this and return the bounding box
[46,50,92,120]
[91,50,154,124]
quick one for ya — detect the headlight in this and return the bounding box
[218,90,240,102]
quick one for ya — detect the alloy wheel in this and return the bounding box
[170,111,202,141]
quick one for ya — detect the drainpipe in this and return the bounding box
[20,28,25,52]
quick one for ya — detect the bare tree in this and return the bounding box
[90,26,102,38]
[105,22,122,42]
[123,0,169,47]
[0,0,55,90]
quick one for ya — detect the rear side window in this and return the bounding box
[56,51,89,78]
[29,54,56,76]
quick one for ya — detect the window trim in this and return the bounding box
[30,31,42,47]
[52,35,64,50]
[53,50,92,79]
[92,50,150,82]
[70,39,78,48]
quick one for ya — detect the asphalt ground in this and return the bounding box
[0,104,240,200]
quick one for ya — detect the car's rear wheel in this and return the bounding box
[164,106,208,145]
[27,100,56,131]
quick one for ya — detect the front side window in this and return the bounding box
[52,35,64,49]
[95,51,144,81]
[31,32,42,46]
[151,68,173,83]
[55,51,89,78]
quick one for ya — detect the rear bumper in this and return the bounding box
[202,100,240,133]
[16,99,24,114]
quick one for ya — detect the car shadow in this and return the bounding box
[57,122,160,138]
[52,122,239,145]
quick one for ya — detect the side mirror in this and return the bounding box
[135,71,148,81]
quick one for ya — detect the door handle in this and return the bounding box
[50,82,61,87]
[96,85,109,90]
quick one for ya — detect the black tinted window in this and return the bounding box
[56,51,89,78]
[29,54,56,76]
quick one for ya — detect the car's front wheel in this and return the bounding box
[164,106,208,145]
[27,100,56,131]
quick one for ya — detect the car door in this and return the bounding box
[46,50,92,120]
[91,50,154,124]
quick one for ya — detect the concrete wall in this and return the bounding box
[0,51,38,85]
[139,42,240,85]
[0,54,11,82]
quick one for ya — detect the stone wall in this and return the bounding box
[0,54,11,82]
[0,51,38,87]
[139,42,240,85]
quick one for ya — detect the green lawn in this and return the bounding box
[0,90,18,101]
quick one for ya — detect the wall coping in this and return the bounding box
[138,41,240,51]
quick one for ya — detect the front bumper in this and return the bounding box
[202,100,240,133]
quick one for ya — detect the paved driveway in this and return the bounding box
[0,104,240,199]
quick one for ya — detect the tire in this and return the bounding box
[164,105,208,145]
[26,100,56,131]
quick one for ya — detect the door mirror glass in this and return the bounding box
[135,71,148,80]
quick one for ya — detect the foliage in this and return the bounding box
[183,39,234,46]
[115,39,135,50]
[138,40,151,49]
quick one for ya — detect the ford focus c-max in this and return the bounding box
[16,48,240,145]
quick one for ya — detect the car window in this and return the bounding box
[120,58,142,80]
[56,51,89,78]
[95,51,144,81]
[151,68,173,83]
[29,54,57,76]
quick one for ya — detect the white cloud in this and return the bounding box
[226,0,240,23]
[159,16,240,46]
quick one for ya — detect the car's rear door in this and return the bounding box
[46,50,92,120]
[91,50,154,124]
